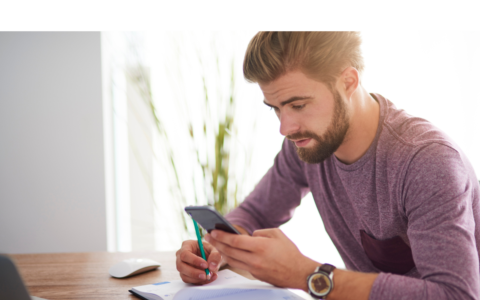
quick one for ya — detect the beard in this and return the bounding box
[287,90,350,164]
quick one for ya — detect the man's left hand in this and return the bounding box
[204,228,318,290]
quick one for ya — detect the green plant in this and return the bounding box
[196,59,237,215]
[124,32,253,236]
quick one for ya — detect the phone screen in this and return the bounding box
[185,206,240,234]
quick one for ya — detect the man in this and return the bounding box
[176,32,480,299]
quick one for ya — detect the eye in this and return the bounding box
[292,104,306,110]
[269,106,279,112]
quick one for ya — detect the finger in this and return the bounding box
[202,241,218,257]
[182,270,218,284]
[205,234,226,254]
[177,260,212,282]
[177,246,209,270]
[221,252,251,272]
[180,272,217,285]
[206,230,255,251]
[180,240,206,257]
[252,228,279,238]
[205,235,245,260]
[200,241,223,273]
[211,272,218,282]
[206,247,223,273]
[180,273,205,284]
[209,237,256,266]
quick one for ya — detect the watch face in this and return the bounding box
[308,273,332,296]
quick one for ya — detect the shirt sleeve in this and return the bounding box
[225,138,310,234]
[369,143,480,300]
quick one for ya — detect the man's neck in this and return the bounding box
[334,87,380,165]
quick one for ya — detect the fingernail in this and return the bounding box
[200,262,207,268]
[205,235,211,242]
[199,273,206,280]
[210,262,217,271]
[211,231,217,238]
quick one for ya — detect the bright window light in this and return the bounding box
[105,32,480,268]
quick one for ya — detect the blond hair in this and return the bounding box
[243,32,364,89]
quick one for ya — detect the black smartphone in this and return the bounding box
[184,206,240,234]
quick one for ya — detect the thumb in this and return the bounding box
[204,243,223,273]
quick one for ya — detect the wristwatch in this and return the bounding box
[306,263,336,299]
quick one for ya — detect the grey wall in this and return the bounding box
[0,32,107,253]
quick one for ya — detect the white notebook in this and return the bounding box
[129,269,307,300]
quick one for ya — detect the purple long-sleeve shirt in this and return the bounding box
[226,93,480,299]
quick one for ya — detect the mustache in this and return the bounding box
[286,131,319,141]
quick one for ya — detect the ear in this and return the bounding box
[340,67,359,98]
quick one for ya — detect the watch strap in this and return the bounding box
[319,263,335,274]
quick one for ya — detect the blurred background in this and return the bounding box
[1,31,479,269]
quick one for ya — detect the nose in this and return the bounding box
[279,112,300,137]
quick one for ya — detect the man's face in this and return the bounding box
[260,71,350,164]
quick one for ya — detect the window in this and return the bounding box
[103,32,480,270]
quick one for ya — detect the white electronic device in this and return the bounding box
[109,258,161,279]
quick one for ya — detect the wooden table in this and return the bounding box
[10,251,257,300]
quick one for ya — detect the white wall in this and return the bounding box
[0,32,107,253]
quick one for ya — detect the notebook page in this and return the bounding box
[132,281,187,300]
[131,270,253,299]
[173,271,305,300]
[173,287,306,300]
[132,269,306,300]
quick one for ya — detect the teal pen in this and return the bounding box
[193,219,210,277]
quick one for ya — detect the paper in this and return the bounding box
[131,269,306,300]
[175,288,303,300]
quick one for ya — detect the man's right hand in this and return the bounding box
[175,239,223,284]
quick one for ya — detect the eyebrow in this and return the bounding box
[263,96,313,108]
